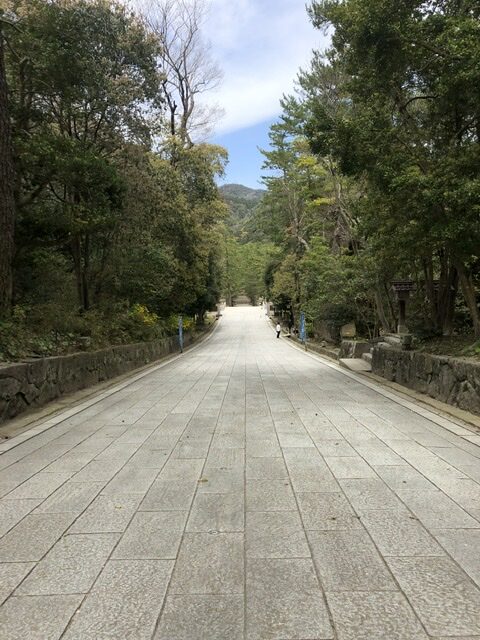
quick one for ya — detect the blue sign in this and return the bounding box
[299,312,306,342]
[178,315,184,352]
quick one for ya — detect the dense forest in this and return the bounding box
[220,184,276,306]
[0,0,228,359]
[258,0,480,353]
[1,0,480,360]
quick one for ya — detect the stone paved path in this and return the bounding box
[1,306,480,639]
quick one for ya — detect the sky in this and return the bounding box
[200,0,330,188]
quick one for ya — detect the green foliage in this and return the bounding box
[220,184,266,242]
[259,0,480,343]
[0,0,228,360]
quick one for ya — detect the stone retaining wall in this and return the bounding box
[372,346,480,415]
[289,335,339,361]
[339,340,373,359]
[0,329,203,424]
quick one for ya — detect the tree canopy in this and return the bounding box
[0,0,228,359]
[258,0,480,342]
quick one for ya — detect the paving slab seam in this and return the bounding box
[274,317,480,441]
[256,353,339,640]
[56,350,231,639]
[0,343,212,470]
[149,343,236,640]
[0,345,212,476]
[0,319,221,456]
[1,349,228,624]
[262,340,480,639]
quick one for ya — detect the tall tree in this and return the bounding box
[306,0,480,336]
[142,0,223,145]
[8,0,161,310]
[0,12,15,313]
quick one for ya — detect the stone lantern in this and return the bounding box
[391,281,416,334]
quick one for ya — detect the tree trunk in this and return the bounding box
[437,258,458,336]
[441,268,458,336]
[374,287,391,333]
[0,25,15,314]
[456,260,480,338]
[71,235,83,310]
[82,233,90,311]
[423,255,437,331]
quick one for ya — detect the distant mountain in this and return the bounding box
[219,184,266,242]
[220,183,265,204]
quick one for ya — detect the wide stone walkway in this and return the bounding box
[1,307,480,639]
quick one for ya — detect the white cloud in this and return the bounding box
[202,0,329,134]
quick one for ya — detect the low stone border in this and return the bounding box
[339,339,373,359]
[372,346,480,415]
[288,335,339,361]
[0,327,210,424]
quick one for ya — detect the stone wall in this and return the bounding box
[289,335,339,361]
[0,330,202,424]
[372,346,480,415]
[340,340,373,359]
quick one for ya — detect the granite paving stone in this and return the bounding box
[155,595,244,640]
[16,533,119,595]
[373,464,438,492]
[187,492,244,532]
[69,459,124,483]
[101,466,159,495]
[432,528,480,587]
[62,559,173,639]
[1,306,480,639]
[360,509,445,556]
[387,556,480,636]
[326,591,429,639]
[314,439,357,457]
[396,487,480,528]
[34,481,104,514]
[324,455,377,478]
[3,472,71,500]
[123,448,170,469]
[0,498,42,536]
[140,479,197,511]
[197,468,244,493]
[0,513,75,562]
[246,457,288,480]
[297,492,363,530]
[246,479,297,511]
[339,477,406,511]
[0,563,35,605]
[169,532,244,595]
[246,511,310,558]
[0,594,82,640]
[246,558,333,639]
[112,511,187,559]
[68,494,142,533]
[308,528,397,592]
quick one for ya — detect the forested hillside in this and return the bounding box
[0,0,227,360]
[258,0,480,352]
[219,184,275,305]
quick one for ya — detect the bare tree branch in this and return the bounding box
[140,0,224,145]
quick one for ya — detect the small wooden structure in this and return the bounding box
[391,281,416,334]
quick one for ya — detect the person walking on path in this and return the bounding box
[276,323,281,339]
